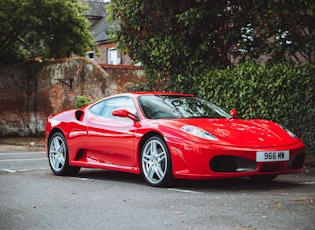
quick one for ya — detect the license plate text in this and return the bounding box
[256,151,289,162]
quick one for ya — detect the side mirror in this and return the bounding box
[229,110,238,118]
[112,109,138,121]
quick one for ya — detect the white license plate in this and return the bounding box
[256,151,289,162]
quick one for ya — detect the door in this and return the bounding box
[87,96,138,166]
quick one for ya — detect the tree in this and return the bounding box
[234,0,315,65]
[108,0,314,90]
[0,0,97,64]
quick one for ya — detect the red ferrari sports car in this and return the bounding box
[45,92,305,186]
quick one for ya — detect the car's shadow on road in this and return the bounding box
[73,168,306,192]
[171,177,302,192]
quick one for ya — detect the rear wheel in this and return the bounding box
[141,136,173,187]
[48,132,80,176]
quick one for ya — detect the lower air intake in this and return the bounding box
[287,153,305,169]
[210,156,257,172]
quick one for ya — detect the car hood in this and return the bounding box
[159,118,301,147]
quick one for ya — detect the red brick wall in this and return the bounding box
[100,64,146,94]
[0,58,145,137]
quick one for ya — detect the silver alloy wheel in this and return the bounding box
[141,138,168,185]
[49,135,66,173]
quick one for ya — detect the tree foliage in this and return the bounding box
[108,0,314,89]
[235,0,315,65]
[0,0,97,64]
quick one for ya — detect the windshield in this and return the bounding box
[139,95,231,119]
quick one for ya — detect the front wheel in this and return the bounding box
[141,136,173,187]
[48,132,80,176]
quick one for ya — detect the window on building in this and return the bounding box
[86,51,94,61]
[108,48,121,65]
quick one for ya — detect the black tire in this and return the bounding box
[48,132,80,176]
[140,136,173,187]
[250,174,278,182]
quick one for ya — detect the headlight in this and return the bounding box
[280,125,297,138]
[181,126,218,140]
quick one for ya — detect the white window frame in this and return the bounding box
[86,51,94,61]
[107,48,121,65]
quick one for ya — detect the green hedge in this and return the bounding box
[76,95,90,108]
[76,95,99,108]
[190,62,315,155]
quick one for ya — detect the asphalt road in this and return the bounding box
[1,149,314,230]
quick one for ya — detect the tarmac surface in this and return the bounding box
[1,137,314,230]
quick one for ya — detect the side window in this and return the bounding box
[89,100,106,115]
[102,97,137,120]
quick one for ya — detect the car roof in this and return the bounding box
[121,91,195,97]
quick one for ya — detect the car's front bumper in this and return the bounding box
[167,138,305,180]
